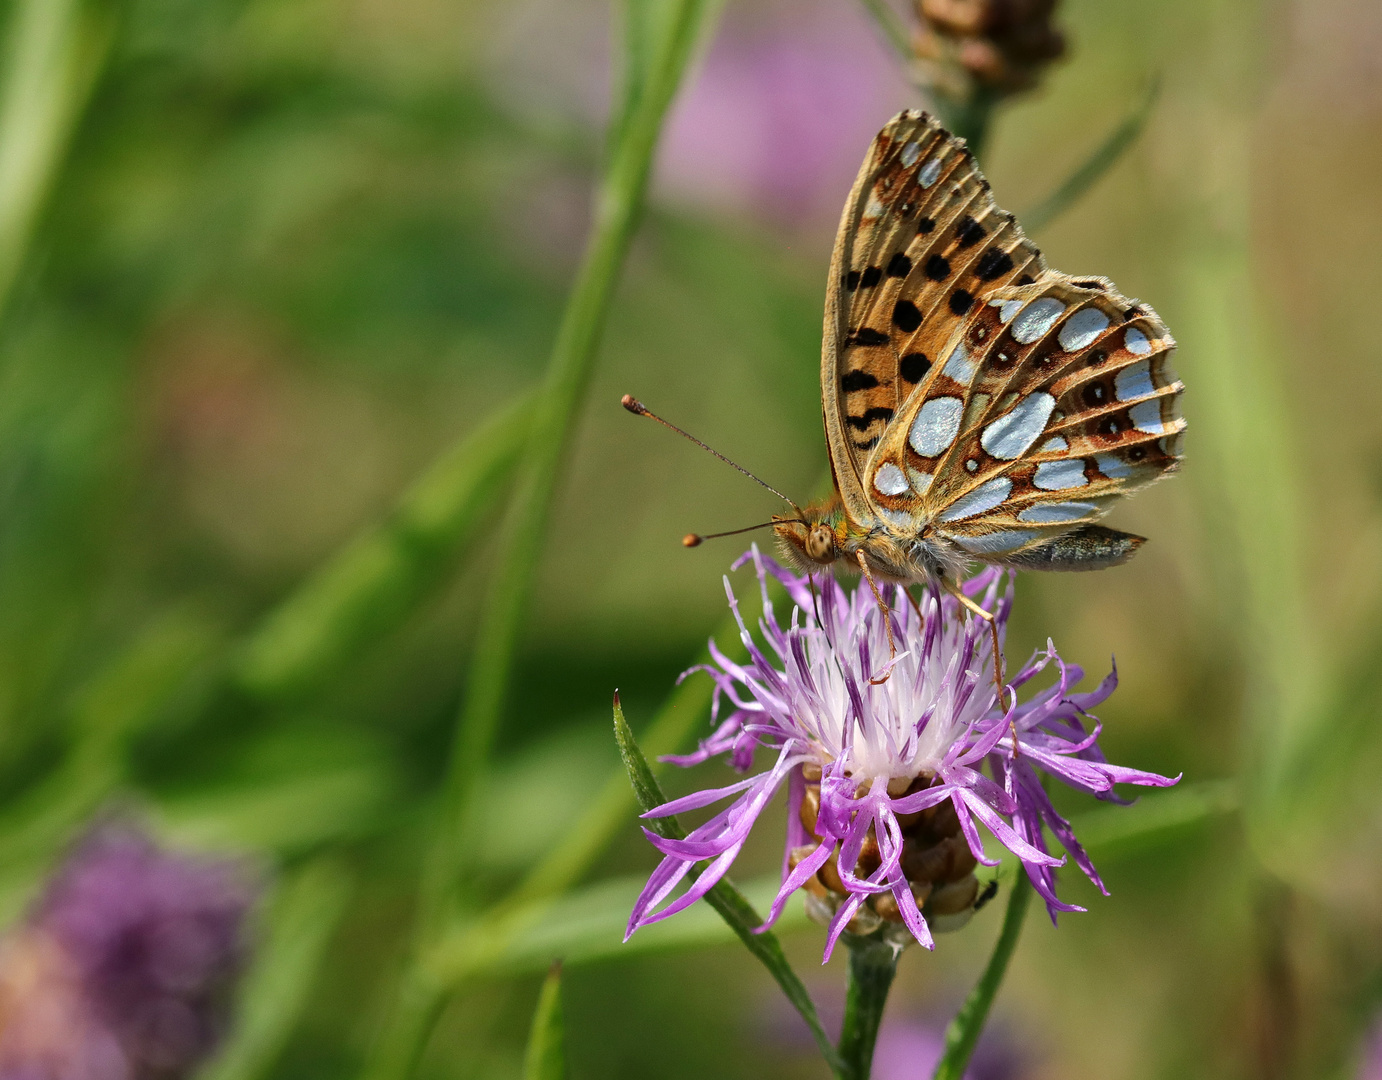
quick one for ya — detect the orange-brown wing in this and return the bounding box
[822,110,1047,525]
[861,275,1184,559]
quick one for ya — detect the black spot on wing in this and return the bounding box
[886,252,912,278]
[850,327,890,347]
[955,216,985,247]
[845,270,861,290]
[900,352,930,383]
[1082,382,1109,407]
[892,300,922,333]
[853,437,880,451]
[974,249,1014,281]
[860,266,882,288]
[948,289,975,315]
[841,370,879,393]
[846,407,895,432]
[1017,274,1036,286]
[1073,279,1106,290]
[925,254,951,280]
[917,216,936,235]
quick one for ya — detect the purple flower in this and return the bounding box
[0,823,258,1080]
[626,547,1178,960]
[1358,1018,1382,1080]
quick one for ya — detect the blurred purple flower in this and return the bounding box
[763,988,1034,1080]
[626,547,1178,960]
[872,1016,1031,1080]
[1359,1018,1382,1080]
[656,2,912,226]
[0,823,257,1080]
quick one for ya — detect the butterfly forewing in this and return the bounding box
[822,110,1184,565]
[823,111,1047,523]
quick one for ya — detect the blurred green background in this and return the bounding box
[1,0,1380,1076]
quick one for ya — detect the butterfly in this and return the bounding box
[772,109,1184,617]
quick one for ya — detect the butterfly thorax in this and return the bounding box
[773,496,957,585]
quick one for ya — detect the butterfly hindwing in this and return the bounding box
[823,111,1047,525]
[859,275,1183,559]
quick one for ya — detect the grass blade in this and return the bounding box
[1022,78,1160,233]
[233,395,530,702]
[522,963,566,1080]
[200,859,354,1080]
[0,0,112,317]
[359,5,724,1077]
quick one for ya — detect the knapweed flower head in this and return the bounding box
[0,821,257,1080]
[912,0,1065,100]
[627,547,1177,960]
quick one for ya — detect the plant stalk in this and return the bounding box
[838,935,902,1080]
[931,872,1031,1080]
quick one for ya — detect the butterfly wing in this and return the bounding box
[863,275,1184,561]
[822,110,1047,527]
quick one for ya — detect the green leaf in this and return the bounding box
[522,963,566,1080]
[1022,78,1161,233]
[423,0,724,922]
[199,858,354,1080]
[0,0,113,316]
[427,872,809,980]
[158,762,396,856]
[613,696,846,1078]
[232,394,530,702]
[1065,778,1238,855]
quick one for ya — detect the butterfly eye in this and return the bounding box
[806,526,836,563]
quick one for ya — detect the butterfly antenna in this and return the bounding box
[683,520,805,547]
[622,395,801,513]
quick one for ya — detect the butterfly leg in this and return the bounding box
[941,578,1013,719]
[854,550,897,683]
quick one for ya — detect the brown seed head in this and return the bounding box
[621,394,646,415]
[682,533,703,548]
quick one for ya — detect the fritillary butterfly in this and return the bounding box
[773,110,1185,599]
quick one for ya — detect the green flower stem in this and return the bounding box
[425,0,721,927]
[361,6,721,1078]
[0,0,110,317]
[838,936,902,1080]
[930,88,998,160]
[931,871,1032,1080]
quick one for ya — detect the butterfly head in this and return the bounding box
[773,500,844,573]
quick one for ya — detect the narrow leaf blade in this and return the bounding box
[1023,78,1161,232]
[522,962,566,1080]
